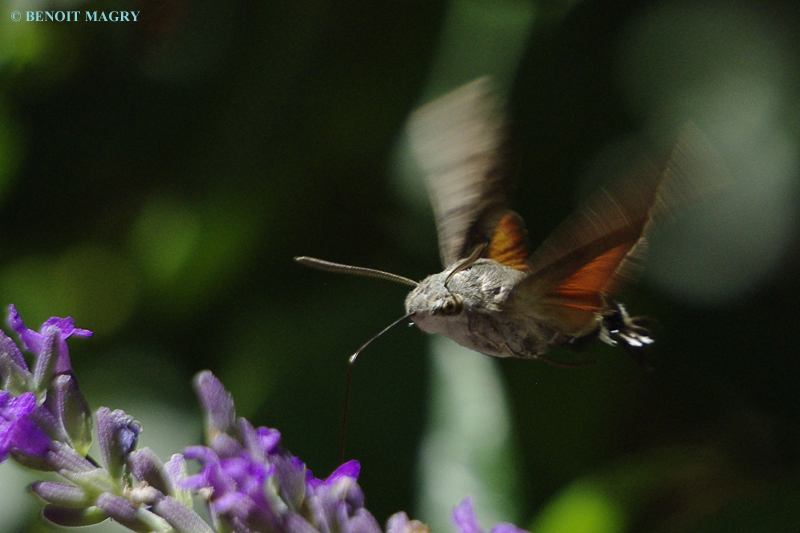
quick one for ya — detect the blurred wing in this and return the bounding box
[509,124,722,336]
[407,77,516,268]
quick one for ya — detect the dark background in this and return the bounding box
[0,0,798,532]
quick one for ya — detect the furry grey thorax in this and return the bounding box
[404,258,562,358]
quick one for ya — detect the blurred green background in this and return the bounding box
[0,0,799,532]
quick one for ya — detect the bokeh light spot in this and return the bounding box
[531,481,626,533]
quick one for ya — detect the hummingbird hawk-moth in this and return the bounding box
[298,77,713,366]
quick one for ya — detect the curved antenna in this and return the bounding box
[295,256,418,287]
[339,313,413,464]
[444,243,486,289]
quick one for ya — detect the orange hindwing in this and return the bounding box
[486,212,530,272]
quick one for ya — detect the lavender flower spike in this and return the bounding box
[183,371,394,533]
[5,307,446,533]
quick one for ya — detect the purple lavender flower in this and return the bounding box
[2,307,458,533]
[0,391,52,463]
[1,306,94,461]
[452,497,529,533]
[183,371,386,533]
[7,304,92,375]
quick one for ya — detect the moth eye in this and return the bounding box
[440,295,463,316]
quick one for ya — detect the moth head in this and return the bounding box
[406,244,491,327]
[403,271,470,337]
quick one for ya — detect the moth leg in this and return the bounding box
[600,302,654,348]
[600,301,654,370]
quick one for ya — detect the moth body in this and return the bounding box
[405,259,521,357]
[406,258,596,359]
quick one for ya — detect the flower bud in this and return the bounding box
[31,481,93,508]
[97,407,141,480]
[32,328,59,396]
[52,374,93,456]
[129,447,170,495]
[164,453,193,506]
[44,440,99,475]
[0,330,32,394]
[42,504,108,527]
[152,495,215,533]
[193,371,236,440]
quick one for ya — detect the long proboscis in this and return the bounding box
[339,313,413,464]
[295,256,418,287]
